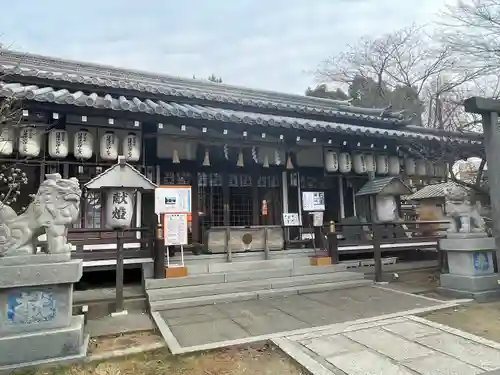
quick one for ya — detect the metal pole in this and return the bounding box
[115,230,125,314]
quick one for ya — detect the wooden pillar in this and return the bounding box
[338,175,345,219]
[222,171,230,226]
[191,169,200,244]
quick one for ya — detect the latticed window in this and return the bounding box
[229,174,253,226]
[198,172,224,228]
[258,174,281,225]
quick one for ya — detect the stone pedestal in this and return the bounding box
[0,254,88,371]
[439,233,500,302]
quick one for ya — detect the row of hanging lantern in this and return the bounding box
[0,127,141,162]
[324,150,447,178]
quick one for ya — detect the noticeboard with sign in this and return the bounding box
[302,191,325,211]
[155,186,191,214]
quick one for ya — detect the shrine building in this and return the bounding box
[0,49,483,269]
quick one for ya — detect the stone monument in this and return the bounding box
[439,185,500,301]
[0,173,87,371]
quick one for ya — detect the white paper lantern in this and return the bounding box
[339,152,352,173]
[404,158,416,176]
[123,132,141,162]
[48,129,68,158]
[100,131,118,161]
[365,154,376,173]
[353,153,367,174]
[376,154,389,175]
[74,129,93,160]
[105,189,134,229]
[324,151,339,172]
[0,126,14,156]
[416,159,426,176]
[388,156,400,176]
[376,196,398,222]
[18,127,41,157]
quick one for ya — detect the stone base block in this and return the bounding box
[438,287,500,302]
[310,256,332,266]
[0,257,83,288]
[440,273,500,292]
[0,282,75,335]
[0,315,87,369]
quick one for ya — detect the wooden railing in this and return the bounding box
[319,220,451,282]
[67,227,154,262]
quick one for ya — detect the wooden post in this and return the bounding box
[115,230,125,314]
[264,226,270,260]
[327,232,339,264]
[153,222,165,279]
[225,226,232,262]
[372,223,383,282]
[191,169,200,245]
[222,172,230,227]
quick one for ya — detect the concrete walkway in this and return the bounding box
[152,285,469,354]
[274,315,500,374]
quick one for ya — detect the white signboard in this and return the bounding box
[283,213,301,227]
[312,212,324,227]
[155,186,192,214]
[302,191,325,212]
[164,213,188,246]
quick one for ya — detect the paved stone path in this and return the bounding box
[274,315,500,375]
[152,285,467,354]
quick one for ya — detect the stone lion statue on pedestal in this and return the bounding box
[0,173,81,256]
[444,184,486,233]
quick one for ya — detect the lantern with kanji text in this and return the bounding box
[48,129,68,158]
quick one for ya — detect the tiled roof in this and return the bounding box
[404,182,461,200]
[356,177,411,196]
[0,81,469,142]
[0,49,408,125]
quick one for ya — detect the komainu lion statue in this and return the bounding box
[0,173,81,256]
[444,184,486,233]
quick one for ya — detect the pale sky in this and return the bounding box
[2,0,451,94]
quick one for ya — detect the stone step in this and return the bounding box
[145,264,348,290]
[147,271,365,302]
[177,257,321,275]
[170,249,317,265]
[150,279,373,311]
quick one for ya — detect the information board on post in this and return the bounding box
[302,191,325,212]
[163,213,188,246]
[282,213,301,227]
[155,186,192,267]
[155,186,192,214]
